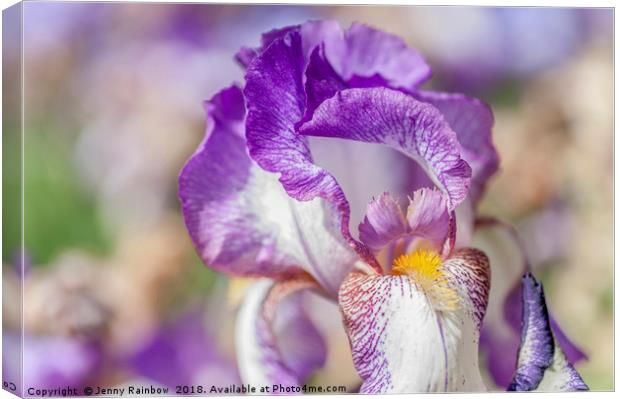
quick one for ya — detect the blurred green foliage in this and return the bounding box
[179,255,219,300]
[2,122,21,263]
[2,125,111,265]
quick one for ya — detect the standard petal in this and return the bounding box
[244,30,380,273]
[299,87,472,210]
[325,23,431,90]
[179,85,358,294]
[235,20,342,69]
[508,274,588,392]
[303,45,347,123]
[235,278,326,387]
[412,91,499,205]
[338,248,489,393]
[243,30,329,201]
[303,22,431,119]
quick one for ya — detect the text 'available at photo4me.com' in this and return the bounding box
[17,384,349,397]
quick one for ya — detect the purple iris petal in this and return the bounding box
[236,279,326,386]
[299,87,471,210]
[303,44,347,124]
[310,79,497,209]
[303,22,431,121]
[300,21,497,206]
[179,85,358,294]
[474,220,586,389]
[508,274,588,391]
[236,20,341,69]
[504,281,587,372]
[179,85,288,278]
[243,30,309,194]
[507,274,555,391]
[273,286,327,382]
[411,91,498,205]
[300,24,496,203]
[238,20,503,277]
[491,271,586,389]
[323,22,431,90]
[243,29,380,273]
[302,21,432,120]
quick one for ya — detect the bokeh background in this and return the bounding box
[2,2,613,392]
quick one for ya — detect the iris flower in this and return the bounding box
[179,20,586,392]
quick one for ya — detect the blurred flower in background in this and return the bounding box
[2,2,613,392]
[129,308,240,388]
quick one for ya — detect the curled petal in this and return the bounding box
[179,85,357,294]
[338,248,489,393]
[412,91,499,205]
[508,274,588,392]
[236,278,326,386]
[244,30,330,201]
[299,87,472,210]
[179,86,270,276]
[244,30,380,273]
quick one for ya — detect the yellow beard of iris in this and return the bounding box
[392,249,459,312]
